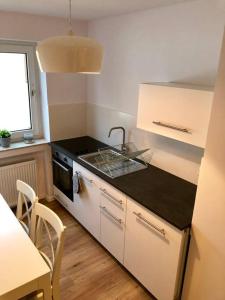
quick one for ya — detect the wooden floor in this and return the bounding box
[45,200,154,300]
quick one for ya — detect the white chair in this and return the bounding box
[16,179,38,234]
[27,202,66,300]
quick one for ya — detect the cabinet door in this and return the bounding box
[137,83,213,148]
[99,183,126,263]
[73,162,100,241]
[124,198,187,300]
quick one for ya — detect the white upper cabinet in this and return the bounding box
[137,83,213,148]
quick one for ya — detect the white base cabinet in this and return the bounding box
[124,198,188,300]
[66,161,189,300]
[73,162,101,241]
[99,183,126,263]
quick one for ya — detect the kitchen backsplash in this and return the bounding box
[86,102,204,184]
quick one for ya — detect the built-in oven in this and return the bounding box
[52,149,73,202]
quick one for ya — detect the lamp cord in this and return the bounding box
[68,0,74,35]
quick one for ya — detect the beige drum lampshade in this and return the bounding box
[36,35,103,73]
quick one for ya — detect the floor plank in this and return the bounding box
[45,200,154,300]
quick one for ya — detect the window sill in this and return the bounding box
[0,139,49,158]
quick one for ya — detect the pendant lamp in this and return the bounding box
[36,0,103,74]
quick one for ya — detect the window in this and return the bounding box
[0,41,42,140]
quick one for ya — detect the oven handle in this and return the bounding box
[52,159,70,172]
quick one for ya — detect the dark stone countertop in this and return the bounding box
[51,136,197,230]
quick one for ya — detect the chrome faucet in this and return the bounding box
[108,126,126,152]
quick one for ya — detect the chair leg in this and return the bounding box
[35,218,44,248]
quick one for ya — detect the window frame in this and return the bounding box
[0,40,42,141]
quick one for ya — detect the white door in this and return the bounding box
[124,198,187,300]
[137,83,213,148]
[73,162,100,241]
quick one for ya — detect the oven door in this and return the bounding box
[52,158,73,201]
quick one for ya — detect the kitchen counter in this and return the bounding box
[51,136,197,230]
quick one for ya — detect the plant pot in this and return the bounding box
[1,137,11,148]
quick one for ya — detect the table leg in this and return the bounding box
[39,274,52,300]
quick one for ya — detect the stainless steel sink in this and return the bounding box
[78,149,147,178]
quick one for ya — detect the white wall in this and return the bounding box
[86,0,225,183]
[0,10,87,140]
[0,2,224,182]
[183,28,225,300]
[0,10,88,199]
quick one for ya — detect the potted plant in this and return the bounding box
[0,129,11,147]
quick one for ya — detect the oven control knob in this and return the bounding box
[64,157,68,162]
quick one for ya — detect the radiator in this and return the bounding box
[0,160,37,207]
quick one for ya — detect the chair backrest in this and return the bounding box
[16,180,38,234]
[30,202,65,300]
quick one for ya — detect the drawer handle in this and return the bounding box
[100,206,123,224]
[100,188,123,205]
[77,172,94,184]
[133,211,166,237]
[152,121,191,134]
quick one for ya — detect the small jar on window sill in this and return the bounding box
[23,132,34,144]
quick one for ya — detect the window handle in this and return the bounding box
[31,89,35,97]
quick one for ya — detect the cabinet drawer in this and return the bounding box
[100,195,125,223]
[100,204,125,264]
[124,198,187,300]
[98,180,126,263]
[99,180,126,214]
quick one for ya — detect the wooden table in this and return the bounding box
[0,194,51,300]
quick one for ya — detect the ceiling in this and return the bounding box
[0,0,195,21]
